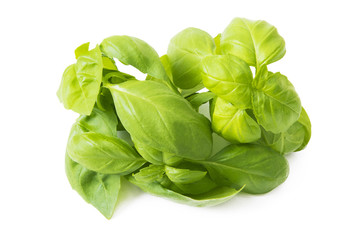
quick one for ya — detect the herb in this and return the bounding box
[58,17,311,219]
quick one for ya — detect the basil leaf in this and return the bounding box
[165,165,207,184]
[133,139,183,166]
[67,131,145,174]
[100,35,174,90]
[202,144,289,194]
[106,80,213,160]
[221,18,286,68]
[201,55,253,109]
[295,107,311,151]
[57,45,103,115]
[127,175,242,207]
[167,27,216,89]
[75,106,118,137]
[132,165,165,183]
[186,91,215,111]
[211,97,261,143]
[65,153,121,219]
[252,67,301,133]
[257,107,311,154]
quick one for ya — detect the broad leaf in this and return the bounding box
[106,80,213,160]
[132,165,165,183]
[127,175,242,207]
[57,45,103,115]
[211,97,261,143]
[165,165,207,184]
[100,35,173,89]
[201,144,289,194]
[133,139,183,166]
[67,131,145,174]
[221,17,286,68]
[201,54,253,108]
[65,153,121,219]
[167,27,216,89]
[252,67,301,133]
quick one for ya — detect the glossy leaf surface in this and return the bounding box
[202,144,289,194]
[106,80,213,160]
[211,97,261,143]
[57,45,103,115]
[221,18,286,67]
[167,27,216,89]
[67,132,145,174]
[252,67,301,133]
[128,175,242,207]
[65,153,121,219]
[201,55,253,108]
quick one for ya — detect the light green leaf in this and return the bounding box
[127,175,242,207]
[65,153,121,219]
[167,27,216,89]
[257,106,311,154]
[201,55,253,108]
[100,35,174,89]
[57,45,103,115]
[67,131,145,174]
[186,91,216,111]
[295,107,311,151]
[132,165,165,183]
[211,97,261,143]
[221,17,286,68]
[75,106,118,137]
[106,80,213,160]
[202,144,289,194]
[165,165,207,184]
[133,139,183,166]
[74,42,90,59]
[252,67,301,133]
[214,34,222,54]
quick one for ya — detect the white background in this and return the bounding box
[1,0,359,239]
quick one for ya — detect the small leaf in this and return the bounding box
[211,97,261,143]
[221,18,286,68]
[165,165,207,184]
[57,45,103,115]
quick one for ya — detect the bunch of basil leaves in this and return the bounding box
[58,18,311,219]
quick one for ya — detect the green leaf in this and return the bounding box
[186,91,215,110]
[220,18,286,68]
[127,175,242,207]
[74,42,90,59]
[100,36,174,89]
[257,107,311,154]
[201,55,253,108]
[167,27,216,89]
[214,34,222,55]
[132,165,165,183]
[202,144,289,194]
[65,153,121,219]
[211,97,261,143]
[252,67,301,133]
[57,45,103,115]
[75,106,118,137]
[165,165,207,184]
[295,107,311,151]
[67,131,145,174]
[133,139,183,166]
[106,80,213,160]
